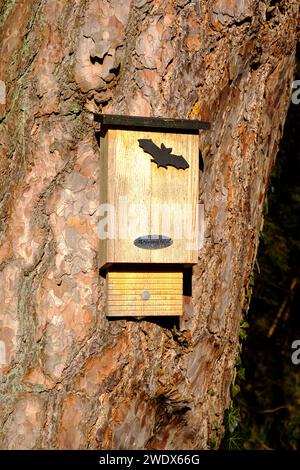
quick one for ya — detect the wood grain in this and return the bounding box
[98,129,199,268]
[106,270,183,316]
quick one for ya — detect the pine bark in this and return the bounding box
[0,0,298,450]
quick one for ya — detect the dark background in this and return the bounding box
[222,45,300,450]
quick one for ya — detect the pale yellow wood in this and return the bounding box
[108,310,182,316]
[108,279,182,284]
[98,129,199,268]
[106,271,183,317]
[108,289,182,294]
[109,300,182,306]
[107,307,182,314]
[108,272,182,278]
[98,132,108,269]
[108,307,182,315]
[108,281,182,285]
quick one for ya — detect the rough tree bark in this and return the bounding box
[0,0,298,450]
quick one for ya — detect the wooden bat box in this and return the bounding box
[95,114,210,317]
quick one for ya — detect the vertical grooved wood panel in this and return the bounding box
[98,129,199,268]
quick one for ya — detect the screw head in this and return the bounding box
[141,290,151,300]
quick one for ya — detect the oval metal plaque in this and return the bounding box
[134,235,173,250]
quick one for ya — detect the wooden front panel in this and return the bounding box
[98,129,199,268]
[106,271,183,317]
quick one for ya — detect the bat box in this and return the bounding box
[95,114,210,317]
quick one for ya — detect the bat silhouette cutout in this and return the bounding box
[138,139,189,170]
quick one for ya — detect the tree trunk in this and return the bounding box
[0,0,298,450]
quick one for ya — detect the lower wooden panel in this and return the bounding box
[106,270,183,317]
